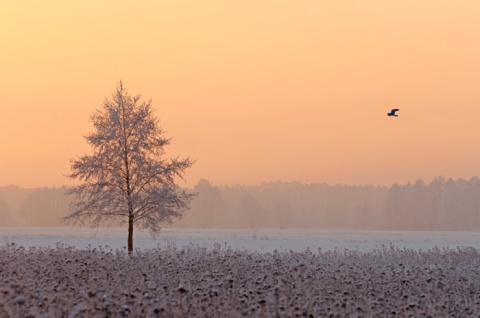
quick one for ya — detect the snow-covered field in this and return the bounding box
[2,227,480,252]
[2,228,480,316]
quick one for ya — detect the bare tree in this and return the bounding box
[63,81,195,252]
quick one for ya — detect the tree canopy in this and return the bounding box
[63,81,195,252]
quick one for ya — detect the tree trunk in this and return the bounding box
[128,214,134,253]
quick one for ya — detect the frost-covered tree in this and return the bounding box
[63,81,195,252]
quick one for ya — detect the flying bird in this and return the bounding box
[387,109,399,117]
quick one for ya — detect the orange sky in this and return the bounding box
[1,1,480,188]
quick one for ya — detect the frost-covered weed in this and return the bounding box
[1,245,480,317]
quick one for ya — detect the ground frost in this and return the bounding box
[1,244,480,317]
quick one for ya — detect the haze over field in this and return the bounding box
[1,1,480,189]
[3,5,480,316]
[2,177,480,231]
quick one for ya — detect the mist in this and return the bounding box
[1,176,480,231]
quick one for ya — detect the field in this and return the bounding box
[3,227,480,252]
[2,244,480,317]
[2,228,480,316]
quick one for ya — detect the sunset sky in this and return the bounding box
[1,1,480,188]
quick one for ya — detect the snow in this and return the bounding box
[2,227,480,252]
[2,235,480,316]
[2,227,480,316]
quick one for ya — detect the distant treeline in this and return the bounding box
[0,186,70,227]
[1,177,480,230]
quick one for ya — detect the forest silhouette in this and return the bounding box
[1,177,480,231]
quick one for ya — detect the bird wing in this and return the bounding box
[392,109,399,114]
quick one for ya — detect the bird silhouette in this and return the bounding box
[387,109,399,117]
